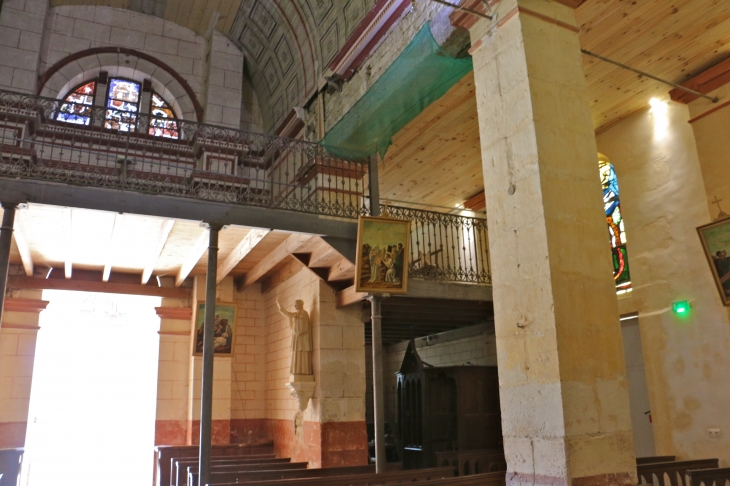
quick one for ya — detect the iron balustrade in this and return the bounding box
[385,205,491,285]
[0,89,370,219]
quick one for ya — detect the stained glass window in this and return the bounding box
[57,82,96,125]
[599,154,631,292]
[149,93,179,139]
[104,78,141,132]
[57,78,180,138]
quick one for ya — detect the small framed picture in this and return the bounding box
[355,216,410,294]
[697,217,730,306]
[193,302,237,355]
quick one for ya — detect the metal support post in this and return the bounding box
[368,155,380,217]
[368,293,388,473]
[0,203,17,329]
[198,223,222,486]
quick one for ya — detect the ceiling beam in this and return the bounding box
[217,228,269,284]
[64,208,73,279]
[336,285,366,308]
[239,233,313,290]
[176,229,209,287]
[8,275,190,299]
[102,213,123,282]
[12,212,33,277]
[142,219,175,284]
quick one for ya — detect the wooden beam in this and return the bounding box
[327,257,356,282]
[102,213,123,282]
[176,229,209,287]
[216,228,269,283]
[7,275,191,298]
[142,219,175,284]
[240,233,313,289]
[260,257,305,293]
[12,212,33,277]
[64,207,73,279]
[336,285,366,308]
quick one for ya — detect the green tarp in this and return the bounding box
[320,22,473,160]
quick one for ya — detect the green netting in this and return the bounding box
[320,22,473,160]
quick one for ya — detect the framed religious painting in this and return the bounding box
[355,215,410,294]
[193,302,237,355]
[698,217,730,306]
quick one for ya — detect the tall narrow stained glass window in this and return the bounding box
[599,154,631,292]
[105,78,141,132]
[149,93,179,139]
[57,81,96,125]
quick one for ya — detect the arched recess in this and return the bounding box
[38,47,204,122]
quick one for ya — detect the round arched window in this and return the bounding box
[57,78,179,139]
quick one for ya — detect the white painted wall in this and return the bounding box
[597,100,730,465]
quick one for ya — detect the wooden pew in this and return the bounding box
[637,459,719,486]
[154,443,274,486]
[193,464,376,485]
[0,448,24,486]
[637,457,677,465]
[212,466,456,486]
[418,472,505,485]
[189,462,310,486]
[686,467,730,486]
[170,454,275,486]
[174,458,289,486]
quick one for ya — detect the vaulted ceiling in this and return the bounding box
[50,0,377,131]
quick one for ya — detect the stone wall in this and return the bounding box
[596,100,730,466]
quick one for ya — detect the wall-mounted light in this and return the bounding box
[672,300,691,317]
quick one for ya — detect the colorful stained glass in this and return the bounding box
[148,93,179,139]
[57,81,96,125]
[599,154,631,291]
[104,79,140,132]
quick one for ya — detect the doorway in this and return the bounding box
[621,315,656,457]
[22,290,160,486]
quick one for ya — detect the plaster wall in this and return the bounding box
[596,101,730,465]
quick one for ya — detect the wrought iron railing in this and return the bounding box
[0,89,370,219]
[385,205,491,285]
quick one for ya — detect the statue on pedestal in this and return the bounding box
[276,299,313,376]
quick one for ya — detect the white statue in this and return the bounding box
[277,299,313,376]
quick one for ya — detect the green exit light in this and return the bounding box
[672,300,691,316]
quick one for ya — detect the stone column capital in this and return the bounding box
[3,298,49,313]
[155,307,193,320]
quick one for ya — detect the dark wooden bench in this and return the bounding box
[189,462,310,486]
[404,471,505,486]
[174,457,289,486]
[434,450,506,476]
[154,443,274,486]
[686,467,730,486]
[0,448,24,486]
[193,464,376,485]
[637,459,720,486]
[214,466,456,486]
[638,457,677,465]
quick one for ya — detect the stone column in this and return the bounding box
[154,301,193,445]
[462,1,636,484]
[0,291,48,447]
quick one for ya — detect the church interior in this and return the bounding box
[1,0,730,485]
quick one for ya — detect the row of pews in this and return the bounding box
[156,446,730,486]
[637,456,730,486]
[157,444,505,486]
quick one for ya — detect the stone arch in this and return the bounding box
[38,47,204,122]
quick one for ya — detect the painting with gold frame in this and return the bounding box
[697,218,730,306]
[193,302,237,355]
[355,216,410,294]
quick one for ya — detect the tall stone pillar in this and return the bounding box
[462,1,636,484]
[154,301,193,445]
[0,290,48,447]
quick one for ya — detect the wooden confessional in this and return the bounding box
[396,340,503,470]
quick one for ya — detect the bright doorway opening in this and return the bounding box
[22,290,160,486]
